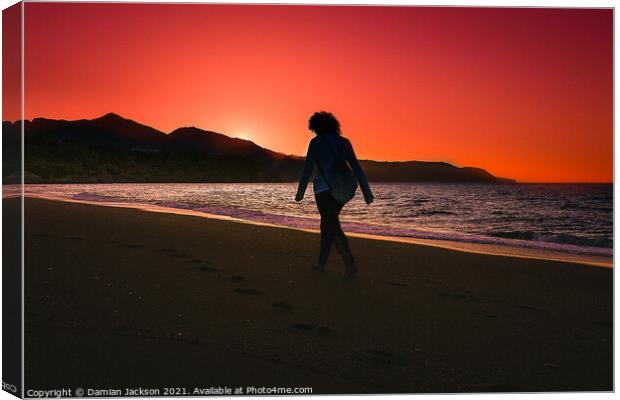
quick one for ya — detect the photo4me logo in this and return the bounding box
[2,382,17,393]
[246,386,313,395]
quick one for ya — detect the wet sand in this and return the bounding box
[15,197,612,393]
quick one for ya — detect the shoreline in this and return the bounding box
[14,193,613,268]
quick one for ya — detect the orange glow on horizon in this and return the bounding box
[12,4,612,183]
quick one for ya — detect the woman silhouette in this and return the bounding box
[295,111,374,277]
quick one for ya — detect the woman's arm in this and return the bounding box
[344,139,374,204]
[295,140,316,201]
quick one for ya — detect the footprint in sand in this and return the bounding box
[61,236,86,241]
[234,288,260,295]
[191,266,219,273]
[271,302,291,311]
[437,291,472,300]
[169,253,191,259]
[292,322,313,331]
[354,349,409,367]
[224,276,245,282]
[511,303,546,313]
[119,244,145,249]
[386,281,408,288]
[291,322,333,336]
[473,312,496,319]
[160,248,190,257]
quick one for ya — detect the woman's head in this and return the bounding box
[308,111,341,136]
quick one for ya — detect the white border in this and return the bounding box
[0,2,616,400]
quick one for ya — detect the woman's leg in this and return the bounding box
[315,192,338,266]
[315,192,356,271]
[331,201,355,267]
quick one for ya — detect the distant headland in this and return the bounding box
[3,113,516,184]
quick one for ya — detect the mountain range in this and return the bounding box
[2,113,515,184]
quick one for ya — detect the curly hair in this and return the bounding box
[308,111,341,136]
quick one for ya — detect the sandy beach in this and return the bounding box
[15,197,612,393]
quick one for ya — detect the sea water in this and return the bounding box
[16,183,612,258]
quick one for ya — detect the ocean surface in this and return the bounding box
[11,183,613,258]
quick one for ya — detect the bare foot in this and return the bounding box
[345,263,357,278]
[312,263,325,272]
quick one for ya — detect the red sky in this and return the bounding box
[9,3,614,182]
